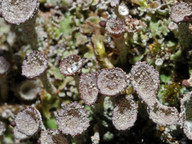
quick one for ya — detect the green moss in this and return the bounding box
[158,82,181,106]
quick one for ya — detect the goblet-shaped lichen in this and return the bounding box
[22,51,56,95]
[40,130,71,144]
[112,95,138,130]
[148,101,179,126]
[15,107,42,136]
[1,0,39,24]
[59,55,84,76]
[130,61,160,107]
[170,2,192,23]
[97,67,128,96]
[56,102,90,136]
[180,93,192,140]
[79,72,99,105]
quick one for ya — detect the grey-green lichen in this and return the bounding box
[0,0,192,143]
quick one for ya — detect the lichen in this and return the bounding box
[0,0,192,143]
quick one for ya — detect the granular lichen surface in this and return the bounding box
[0,0,192,144]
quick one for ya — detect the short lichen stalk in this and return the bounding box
[170,2,192,49]
[93,67,128,122]
[59,54,86,94]
[0,75,8,101]
[112,4,130,63]
[38,90,60,119]
[0,121,5,142]
[105,17,128,67]
[22,51,57,97]
[11,16,38,50]
[113,35,127,66]
[94,98,105,130]
[178,23,192,49]
[18,17,38,50]
[93,95,105,115]
[1,0,39,49]
[92,35,113,68]
[74,135,84,144]
[39,72,56,96]
[73,74,80,89]
[0,56,10,101]
[38,78,58,119]
[91,125,100,144]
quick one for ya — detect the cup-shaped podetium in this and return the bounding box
[148,100,179,126]
[22,51,48,79]
[105,16,125,38]
[180,93,192,140]
[40,129,71,144]
[112,95,138,130]
[59,54,84,76]
[13,127,29,141]
[1,0,39,24]
[97,67,128,96]
[105,17,127,66]
[59,54,84,88]
[18,80,41,101]
[15,107,42,136]
[170,2,192,23]
[55,102,90,136]
[22,50,56,95]
[79,72,99,105]
[130,61,160,107]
